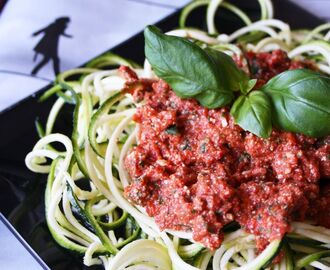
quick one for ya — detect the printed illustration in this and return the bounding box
[31,17,72,76]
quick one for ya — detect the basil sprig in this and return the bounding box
[144,26,247,108]
[262,69,330,137]
[231,91,272,138]
[144,26,330,138]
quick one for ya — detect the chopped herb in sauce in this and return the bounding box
[180,140,191,151]
[165,125,179,135]
[200,142,207,153]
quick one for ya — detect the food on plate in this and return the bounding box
[26,0,330,269]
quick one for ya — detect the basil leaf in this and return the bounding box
[144,26,217,97]
[239,79,257,94]
[262,69,330,137]
[144,26,239,107]
[204,47,248,91]
[230,91,272,138]
[195,89,233,109]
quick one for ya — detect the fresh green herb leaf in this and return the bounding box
[165,125,179,135]
[203,47,249,92]
[239,79,258,94]
[145,25,217,97]
[194,89,233,109]
[230,91,272,138]
[144,25,247,107]
[262,69,330,137]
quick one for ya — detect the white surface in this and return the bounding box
[129,0,190,8]
[0,0,189,112]
[289,0,330,20]
[0,214,48,270]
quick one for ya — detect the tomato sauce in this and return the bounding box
[243,49,315,88]
[122,50,330,250]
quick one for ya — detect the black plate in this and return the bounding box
[0,1,325,269]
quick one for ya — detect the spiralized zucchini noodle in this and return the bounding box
[25,0,330,269]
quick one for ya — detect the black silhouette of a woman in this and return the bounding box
[31,17,72,76]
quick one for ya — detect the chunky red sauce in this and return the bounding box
[241,50,315,88]
[122,50,330,250]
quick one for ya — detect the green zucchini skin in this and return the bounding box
[295,250,330,270]
[88,92,124,158]
[286,234,325,248]
[284,239,294,270]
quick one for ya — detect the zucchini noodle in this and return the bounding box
[26,0,330,269]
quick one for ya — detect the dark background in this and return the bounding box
[0,0,6,10]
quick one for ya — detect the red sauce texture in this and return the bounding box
[122,50,330,250]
